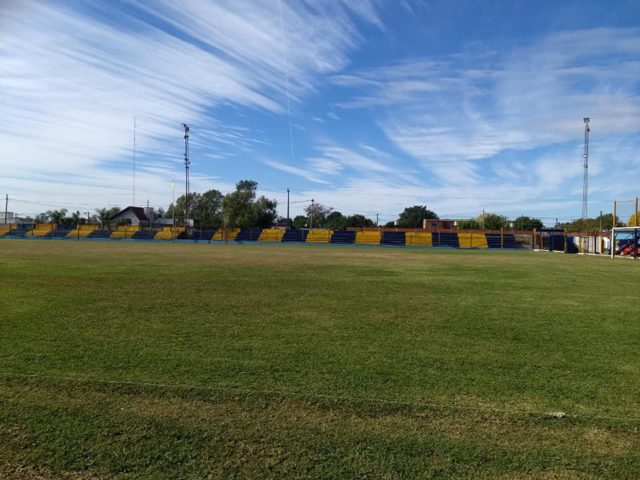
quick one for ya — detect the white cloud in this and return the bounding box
[0,0,381,210]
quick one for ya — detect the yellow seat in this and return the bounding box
[155,227,184,240]
[405,232,432,246]
[110,226,139,239]
[258,229,285,242]
[29,224,54,236]
[355,230,381,245]
[306,229,332,243]
[212,228,240,241]
[458,232,488,248]
[67,224,99,237]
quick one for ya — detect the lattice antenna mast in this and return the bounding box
[182,123,190,223]
[582,117,590,221]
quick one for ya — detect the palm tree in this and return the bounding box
[71,210,81,226]
[46,209,67,225]
[95,208,111,229]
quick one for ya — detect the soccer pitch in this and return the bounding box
[1,240,639,478]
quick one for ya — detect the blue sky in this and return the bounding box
[1,0,639,224]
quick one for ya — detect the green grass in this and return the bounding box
[1,239,639,479]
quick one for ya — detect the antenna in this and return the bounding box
[181,123,190,223]
[582,117,590,221]
[132,115,137,206]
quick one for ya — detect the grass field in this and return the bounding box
[1,240,639,479]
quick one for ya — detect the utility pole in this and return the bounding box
[286,188,290,226]
[599,210,603,231]
[582,117,590,221]
[181,123,190,226]
[376,213,379,226]
[133,115,137,206]
[310,198,314,229]
[4,194,8,225]
[171,181,176,238]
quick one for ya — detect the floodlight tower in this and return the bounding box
[182,123,190,223]
[582,117,590,221]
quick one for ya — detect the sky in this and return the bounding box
[1,0,639,225]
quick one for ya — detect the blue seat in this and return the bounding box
[330,230,355,244]
[132,230,157,240]
[235,228,262,241]
[88,230,111,238]
[47,227,75,238]
[486,233,520,249]
[282,229,308,242]
[381,231,405,246]
[433,232,459,247]
[190,228,217,240]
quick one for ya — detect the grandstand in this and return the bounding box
[405,231,432,247]
[306,229,332,243]
[355,230,381,245]
[458,232,489,248]
[330,230,356,244]
[258,228,285,242]
[67,225,99,238]
[212,228,240,241]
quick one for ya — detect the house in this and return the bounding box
[109,206,149,227]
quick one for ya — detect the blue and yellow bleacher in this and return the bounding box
[154,227,185,240]
[458,232,489,248]
[28,224,54,237]
[282,229,308,242]
[330,230,356,244]
[355,230,381,245]
[67,225,99,238]
[258,228,285,242]
[405,231,432,247]
[306,229,333,243]
[109,225,140,239]
[212,228,240,241]
[381,231,405,246]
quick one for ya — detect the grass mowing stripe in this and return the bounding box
[3,372,640,425]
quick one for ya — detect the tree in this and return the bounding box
[197,189,223,227]
[221,180,277,228]
[512,216,543,231]
[457,218,480,230]
[95,207,120,229]
[383,221,395,228]
[346,214,375,228]
[628,213,639,227]
[168,192,202,225]
[292,215,307,229]
[71,210,81,225]
[304,202,333,228]
[396,206,438,228]
[325,211,348,230]
[46,209,67,225]
[478,212,509,230]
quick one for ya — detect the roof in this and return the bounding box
[109,206,149,222]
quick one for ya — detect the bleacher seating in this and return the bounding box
[235,228,262,241]
[258,229,285,242]
[381,231,405,246]
[355,230,381,245]
[47,226,75,238]
[212,228,240,241]
[330,230,356,244]
[432,232,459,247]
[66,225,98,238]
[405,232,432,246]
[486,233,518,249]
[9,225,31,236]
[109,226,140,239]
[29,224,54,237]
[458,232,488,248]
[189,228,216,240]
[282,230,308,242]
[132,229,157,240]
[154,227,185,240]
[0,224,12,236]
[87,229,112,238]
[306,229,333,243]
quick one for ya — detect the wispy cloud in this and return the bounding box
[0,0,381,210]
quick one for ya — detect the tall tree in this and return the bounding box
[325,211,347,230]
[478,212,509,230]
[512,216,543,231]
[292,215,307,229]
[304,202,332,228]
[346,214,375,228]
[221,180,277,228]
[396,206,438,228]
[46,209,67,225]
